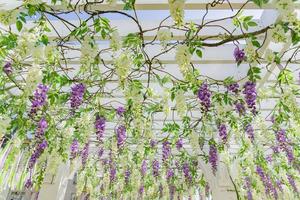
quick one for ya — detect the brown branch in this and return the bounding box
[201,26,270,47]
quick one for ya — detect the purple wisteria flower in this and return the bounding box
[98,147,104,158]
[234,47,246,63]
[25,178,33,189]
[152,159,160,177]
[139,184,144,195]
[287,174,298,193]
[125,169,130,184]
[95,116,105,142]
[276,180,283,192]
[176,138,183,150]
[162,141,171,162]
[166,168,174,180]
[116,125,126,148]
[30,84,49,116]
[209,144,218,175]
[218,124,228,143]
[150,139,157,148]
[3,62,12,75]
[110,165,116,182]
[276,129,294,163]
[235,102,246,115]
[70,139,79,159]
[116,106,125,116]
[35,118,48,139]
[141,160,147,176]
[245,124,254,143]
[81,142,89,167]
[243,81,257,112]
[227,82,239,93]
[244,177,253,200]
[183,162,192,183]
[198,83,211,111]
[169,185,176,200]
[28,118,48,170]
[256,166,278,198]
[28,140,48,170]
[70,83,85,109]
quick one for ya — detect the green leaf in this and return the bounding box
[248,21,258,27]
[252,40,260,48]
[243,16,253,22]
[16,21,23,32]
[196,49,203,58]
[291,30,300,45]
[40,34,49,45]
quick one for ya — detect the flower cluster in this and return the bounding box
[114,52,131,84]
[116,106,125,116]
[95,116,106,142]
[81,142,89,167]
[271,24,287,43]
[218,124,228,143]
[28,118,48,170]
[168,0,185,26]
[175,44,191,77]
[256,166,278,198]
[175,90,187,117]
[162,141,171,162]
[244,177,253,200]
[227,82,239,93]
[182,162,192,183]
[124,169,130,184]
[26,64,43,93]
[110,29,121,51]
[166,168,174,180]
[209,144,218,175]
[116,125,126,148]
[243,81,257,112]
[152,159,160,177]
[70,83,85,109]
[276,129,294,163]
[233,47,246,63]
[198,83,212,111]
[235,102,246,115]
[245,124,254,143]
[3,62,12,75]
[30,84,49,116]
[28,140,48,170]
[141,160,147,176]
[157,28,172,47]
[176,138,183,150]
[70,139,79,160]
[287,174,298,193]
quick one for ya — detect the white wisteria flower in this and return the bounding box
[32,45,45,62]
[80,36,98,67]
[264,49,275,63]
[275,0,294,16]
[0,116,11,138]
[244,40,256,62]
[175,89,187,118]
[110,29,122,51]
[25,63,43,93]
[168,0,185,26]
[175,44,191,76]
[271,24,287,43]
[157,28,172,47]
[0,10,17,25]
[115,51,132,83]
[16,30,37,58]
